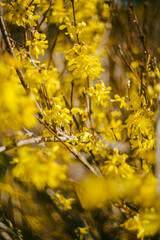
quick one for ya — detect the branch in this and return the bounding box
[36,0,53,30]
[156,93,160,198]
[0,15,29,93]
[0,135,74,154]
[115,200,139,216]
[82,89,94,131]
[118,44,146,88]
[47,29,59,69]
[70,80,74,135]
[28,0,35,8]
[36,115,100,177]
[143,1,149,48]
[0,13,43,115]
[129,3,148,56]
[63,95,80,130]
[71,0,80,44]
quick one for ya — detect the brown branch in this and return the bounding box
[47,29,59,69]
[0,15,29,93]
[143,1,149,48]
[82,90,93,130]
[115,200,138,216]
[71,80,74,110]
[71,0,80,44]
[129,3,148,56]
[36,0,53,30]
[41,83,52,109]
[9,2,15,9]
[70,80,74,135]
[28,0,35,8]
[127,0,135,48]
[118,44,146,88]
[87,77,91,114]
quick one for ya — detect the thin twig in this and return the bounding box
[24,0,35,12]
[0,135,75,154]
[70,80,74,135]
[87,76,92,117]
[82,90,93,130]
[28,0,35,8]
[71,80,74,110]
[115,200,138,215]
[63,95,80,130]
[9,2,15,9]
[143,1,149,48]
[71,0,80,44]
[129,3,148,56]
[36,115,99,176]
[127,0,135,48]
[118,44,146,88]
[41,83,52,109]
[26,52,41,70]
[36,1,53,30]
[47,30,59,69]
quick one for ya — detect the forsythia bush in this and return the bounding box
[0,0,160,239]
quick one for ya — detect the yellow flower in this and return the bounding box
[43,97,72,128]
[101,148,134,178]
[0,59,36,131]
[65,44,104,81]
[26,31,48,59]
[2,0,40,27]
[59,17,86,42]
[13,147,67,190]
[87,81,111,106]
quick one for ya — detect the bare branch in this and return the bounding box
[129,3,148,56]
[0,135,74,154]
[118,44,146,88]
[71,0,80,44]
[70,79,74,135]
[36,1,53,30]
[47,30,59,69]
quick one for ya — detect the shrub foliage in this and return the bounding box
[0,0,160,239]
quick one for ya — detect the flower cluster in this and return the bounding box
[1,0,40,27]
[26,31,48,59]
[0,59,36,132]
[86,81,111,107]
[65,44,104,81]
[13,147,67,190]
[43,97,72,128]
